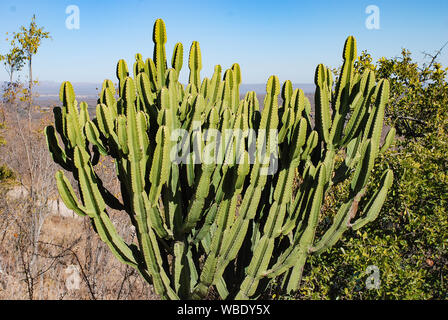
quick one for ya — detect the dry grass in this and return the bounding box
[0,106,158,300]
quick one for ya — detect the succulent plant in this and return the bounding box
[45,19,394,300]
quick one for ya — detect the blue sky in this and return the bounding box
[0,0,447,85]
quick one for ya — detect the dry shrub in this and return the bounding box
[0,106,157,300]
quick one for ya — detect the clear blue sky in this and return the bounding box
[0,0,447,85]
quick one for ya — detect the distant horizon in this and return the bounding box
[0,80,317,97]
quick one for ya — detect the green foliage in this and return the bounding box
[0,37,26,82]
[0,122,14,181]
[356,49,448,138]
[13,15,51,60]
[293,49,448,300]
[12,14,51,109]
[1,30,26,106]
[0,163,15,181]
[0,122,4,146]
[45,19,393,300]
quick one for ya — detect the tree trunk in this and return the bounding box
[28,55,33,122]
[27,55,34,198]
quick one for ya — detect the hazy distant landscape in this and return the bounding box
[1,81,316,108]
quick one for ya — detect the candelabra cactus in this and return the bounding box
[45,18,394,300]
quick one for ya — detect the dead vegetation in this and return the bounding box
[0,105,157,300]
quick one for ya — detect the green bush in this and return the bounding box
[0,164,14,181]
[284,49,448,300]
[0,123,14,182]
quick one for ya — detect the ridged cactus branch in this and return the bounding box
[153,18,167,89]
[188,41,202,90]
